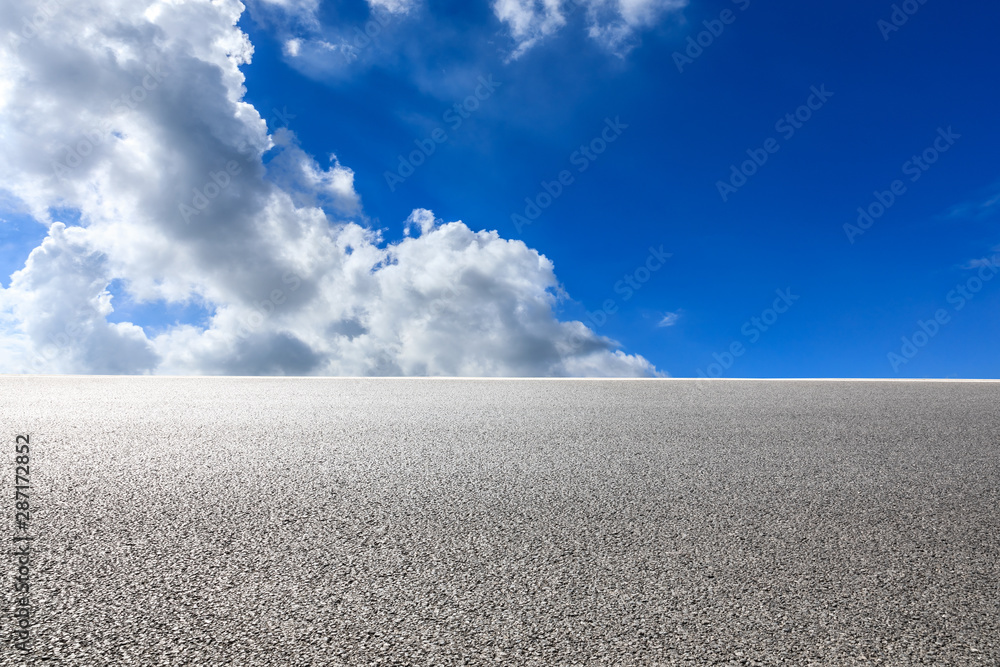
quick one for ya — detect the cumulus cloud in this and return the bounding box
[492,0,687,57]
[0,223,159,374]
[267,128,362,215]
[0,0,659,377]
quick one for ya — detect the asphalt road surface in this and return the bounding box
[2,377,998,666]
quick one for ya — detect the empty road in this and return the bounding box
[2,378,998,665]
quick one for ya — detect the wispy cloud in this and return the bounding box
[657,311,680,327]
[493,0,688,58]
[945,180,1000,221]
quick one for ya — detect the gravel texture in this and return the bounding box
[2,377,999,666]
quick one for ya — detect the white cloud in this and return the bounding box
[493,0,687,57]
[257,0,318,9]
[617,0,685,25]
[267,128,362,215]
[0,0,659,377]
[493,0,567,58]
[258,0,414,71]
[283,38,302,57]
[0,223,159,374]
[367,0,417,14]
[657,311,679,327]
[403,208,436,237]
[253,0,321,30]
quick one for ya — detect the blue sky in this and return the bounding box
[1,0,998,377]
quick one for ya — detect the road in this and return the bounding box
[2,378,998,665]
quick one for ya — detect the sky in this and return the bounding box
[1,0,998,378]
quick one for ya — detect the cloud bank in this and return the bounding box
[0,0,658,376]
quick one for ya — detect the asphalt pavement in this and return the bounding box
[2,377,998,665]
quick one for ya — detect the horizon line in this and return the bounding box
[2,375,999,382]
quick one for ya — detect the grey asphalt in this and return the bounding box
[2,378,999,666]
